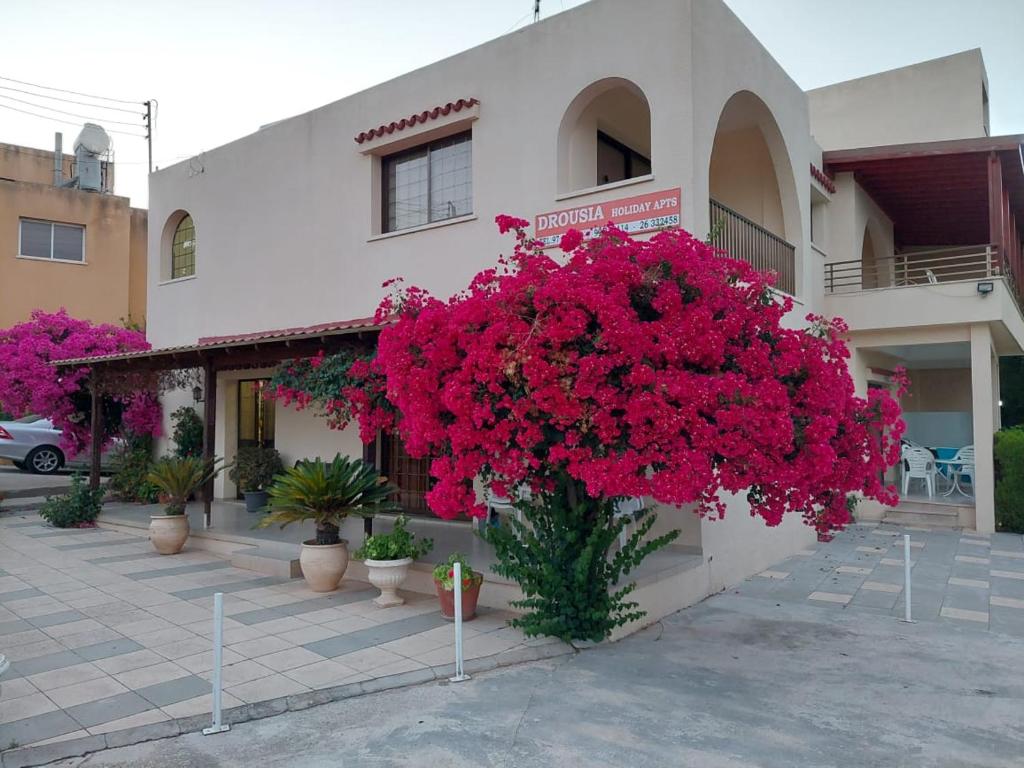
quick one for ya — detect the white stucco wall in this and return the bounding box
[808,49,989,150]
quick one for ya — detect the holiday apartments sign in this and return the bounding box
[534,187,681,248]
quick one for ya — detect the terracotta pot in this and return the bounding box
[434,577,482,621]
[365,557,413,607]
[150,514,189,555]
[300,540,349,592]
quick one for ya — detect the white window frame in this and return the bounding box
[17,218,86,264]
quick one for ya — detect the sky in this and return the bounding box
[2,0,1022,208]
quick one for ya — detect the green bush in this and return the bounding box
[229,446,284,492]
[995,427,1024,532]
[40,474,104,528]
[354,515,433,561]
[171,407,204,459]
[109,436,160,504]
[484,476,678,643]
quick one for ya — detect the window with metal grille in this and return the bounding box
[596,131,651,186]
[383,132,472,233]
[18,219,84,262]
[379,433,433,515]
[171,215,196,278]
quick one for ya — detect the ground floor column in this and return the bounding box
[970,323,995,533]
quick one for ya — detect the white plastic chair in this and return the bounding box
[901,446,936,498]
[483,486,531,528]
[951,445,975,497]
[614,497,646,549]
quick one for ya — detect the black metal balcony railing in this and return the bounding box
[709,198,796,295]
[823,245,1005,294]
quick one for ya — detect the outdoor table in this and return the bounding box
[934,458,973,498]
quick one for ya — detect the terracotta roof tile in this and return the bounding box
[354,98,479,144]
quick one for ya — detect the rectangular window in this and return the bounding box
[18,219,84,262]
[383,132,472,233]
[597,131,651,186]
[379,433,433,515]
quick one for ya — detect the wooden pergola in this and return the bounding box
[54,318,380,528]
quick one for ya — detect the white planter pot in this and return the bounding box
[364,557,413,607]
[300,540,349,592]
[150,515,189,555]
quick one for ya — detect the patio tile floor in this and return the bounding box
[744,522,1024,635]
[0,512,555,752]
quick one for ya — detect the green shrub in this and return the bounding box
[229,446,284,492]
[171,407,204,459]
[354,515,433,561]
[995,427,1024,532]
[109,436,160,503]
[40,474,104,528]
[484,476,678,643]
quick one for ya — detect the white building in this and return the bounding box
[77,0,1024,627]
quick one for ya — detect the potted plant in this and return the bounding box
[257,455,395,592]
[354,515,433,607]
[229,446,285,513]
[433,552,483,621]
[146,456,226,554]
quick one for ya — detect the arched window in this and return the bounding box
[171,215,196,279]
[557,79,652,193]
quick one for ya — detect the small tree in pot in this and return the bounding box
[229,446,284,513]
[257,455,396,592]
[354,515,433,607]
[147,456,227,554]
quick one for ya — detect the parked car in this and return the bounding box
[0,415,118,475]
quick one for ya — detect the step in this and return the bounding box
[230,546,302,579]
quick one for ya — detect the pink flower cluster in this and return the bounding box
[356,219,904,536]
[0,310,158,456]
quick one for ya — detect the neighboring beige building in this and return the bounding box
[73,0,1024,630]
[0,131,147,329]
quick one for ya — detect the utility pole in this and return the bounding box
[534,0,540,22]
[144,100,153,174]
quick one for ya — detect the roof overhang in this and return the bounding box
[823,134,1024,247]
[53,317,382,374]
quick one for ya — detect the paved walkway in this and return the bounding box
[42,523,1024,768]
[0,512,561,759]
[735,522,1024,635]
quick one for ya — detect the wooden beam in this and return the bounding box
[990,151,1006,256]
[202,356,217,529]
[89,376,102,492]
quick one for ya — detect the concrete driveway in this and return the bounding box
[42,524,1024,768]
[0,466,75,501]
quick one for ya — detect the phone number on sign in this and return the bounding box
[537,214,681,247]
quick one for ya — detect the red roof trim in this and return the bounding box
[354,98,479,144]
[197,317,378,346]
[810,162,836,194]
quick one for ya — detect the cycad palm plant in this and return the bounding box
[147,456,226,515]
[256,455,396,544]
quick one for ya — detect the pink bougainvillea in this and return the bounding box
[0,310,159,456]
[351,219,904,537]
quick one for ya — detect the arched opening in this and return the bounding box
[708,91,799,294]
[557,78,652,193]
[161,210,196,281]
[861,225,879,289]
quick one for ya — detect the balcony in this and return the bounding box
[824,244,1011,295]
[709,199,796,294]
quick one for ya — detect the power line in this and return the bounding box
[0,102,146,138]
[0,74,141,105]
[0,83,143,115]
[0,93,145,127]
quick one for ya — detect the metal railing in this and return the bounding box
[824,245,1002,293]
[709,199,796,294]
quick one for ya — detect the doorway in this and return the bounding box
[237,379,275,497]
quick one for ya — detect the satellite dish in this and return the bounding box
[74,123,111,155]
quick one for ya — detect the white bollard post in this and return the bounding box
[900,534,914,624]
[203,592,230,735]
[449,562,470,683]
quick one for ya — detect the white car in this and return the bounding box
[0,415,118,475]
